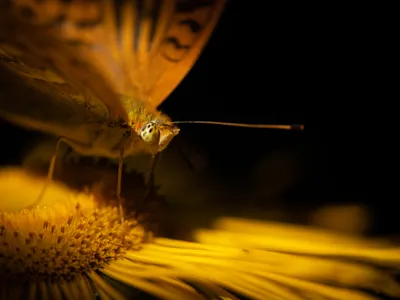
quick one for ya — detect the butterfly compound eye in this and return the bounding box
[140,122,160,144]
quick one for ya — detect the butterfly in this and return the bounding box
[0,0,302,220]
[0,0,228,215]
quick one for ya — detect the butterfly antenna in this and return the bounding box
[173,121,304,131]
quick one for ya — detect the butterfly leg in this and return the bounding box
[49,139,126,226]
[47,137,65,180]
[53,139,126,226]
[117,149,125,224]
[23,137,65,210]
[143,154,159,199]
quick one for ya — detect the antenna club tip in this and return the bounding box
[291,124,305,131]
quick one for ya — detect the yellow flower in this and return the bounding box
[1,168,400,300]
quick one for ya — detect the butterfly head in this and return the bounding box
[138,119,180,153]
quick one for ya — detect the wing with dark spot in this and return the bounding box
[0,0,226,123]
[115,0,227,108]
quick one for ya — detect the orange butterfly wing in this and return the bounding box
[0,1,129,121]
[0,0,226,157]
[1,0,226,115]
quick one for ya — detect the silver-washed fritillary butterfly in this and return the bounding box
[0,0,302,221]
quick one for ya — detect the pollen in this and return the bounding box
[0,168,146,282]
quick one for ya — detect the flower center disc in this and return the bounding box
[0,168,145,281]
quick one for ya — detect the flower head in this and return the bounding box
[1,167,400,300]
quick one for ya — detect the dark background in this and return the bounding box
[0,2,395,237]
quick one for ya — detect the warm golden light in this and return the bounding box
[1,168,400,300]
